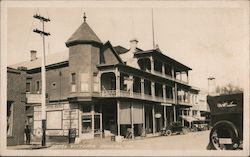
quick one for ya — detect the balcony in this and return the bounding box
[101,90,174,104]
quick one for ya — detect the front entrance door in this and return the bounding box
[81,113,102,139]
[94,114,102,138]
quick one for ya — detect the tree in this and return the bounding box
[215,83,243,95]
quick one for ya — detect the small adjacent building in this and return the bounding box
[10,16,200,142]
[7,67,26,146]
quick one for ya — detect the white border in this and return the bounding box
[1,0,249,156]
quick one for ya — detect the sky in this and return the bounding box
[6,1,249,91]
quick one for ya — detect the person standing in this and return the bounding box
[24,125,31,144]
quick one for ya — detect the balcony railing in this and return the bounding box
[178,99,192,106]
[153,70,188,85]
[101,90,174,104]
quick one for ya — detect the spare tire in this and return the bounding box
[209,120,240,150]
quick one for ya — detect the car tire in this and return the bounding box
[165,129,172,136]
[209,120,240,150]
[182,128,188,135]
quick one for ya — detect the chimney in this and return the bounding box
[129,38,138,51]
[30,50,37,61]
[208,77,216,96]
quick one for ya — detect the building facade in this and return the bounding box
[7,67,26,146]
[10,17,199,141]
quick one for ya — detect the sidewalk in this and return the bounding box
[8,143,52,150]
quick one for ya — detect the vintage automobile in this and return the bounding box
[192,120,209,131]
[207,92,243,150]
[161,121,188,136]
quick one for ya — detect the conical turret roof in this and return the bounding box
[66,21,102,47]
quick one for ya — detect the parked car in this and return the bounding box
[161,122,188,136]
[192,120,209,131]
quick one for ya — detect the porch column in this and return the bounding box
[181,109,184,126]
[174,83,178,104]
[186,71,189,83]
[163,85,166,102]
[91,103,94,134]
[173,105,176,122]
[141,78,145,99]
[131,102,134,139]
[100,104,103,138]
[151,82,155,100]
[150,56,154,74]
[115,68,120,97]
[171,67,175,78]
[129,75,133,97]
[152,104,155,135]
[162,63,165,76]
[180,72,182,81]
[98,71,102,93]
[172,86,175,104]
[117,100,120,136]
[164,105,167,128]
[142,103,145,133]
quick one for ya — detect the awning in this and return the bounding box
[180,115,200,122]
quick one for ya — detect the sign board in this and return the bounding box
[161,103,172,106]
[46,130,64,136]
[155,113,162,118]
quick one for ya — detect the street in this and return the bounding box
[49,131,210,150]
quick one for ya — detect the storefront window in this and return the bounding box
[82,115,92,133]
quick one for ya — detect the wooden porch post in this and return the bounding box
[142,103,145,134]
[91,103,94,134]
[131,102,134,139]
[117,100,120,136]
[151,82,155,100]
[141,78,145,99]
[150,56,155,74]
[115,68,120,97]
[129,75,133,97]
[164,105,167,128]
[181,109,184,126]
[173,105,176,122]
[100,104,103,138]
[163,85,166,102]
[162,62,165,76]
[152,104,155,135]
[171,67,175,78]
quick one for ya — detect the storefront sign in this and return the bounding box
[155,113,162,118]
[46,104,64,110]
[46,130,64,136]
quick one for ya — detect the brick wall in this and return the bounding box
[7,68,26,146]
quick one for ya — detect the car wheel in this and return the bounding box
[193,127,198,132]
[165,129,172,136]
[182,128,188,135]
[209,121,240,150]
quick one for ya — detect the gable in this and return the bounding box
[101,47,120,65]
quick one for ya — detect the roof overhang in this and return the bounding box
[134,50,192,71]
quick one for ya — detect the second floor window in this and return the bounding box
[71,73,76,84]
[26,82,31,92]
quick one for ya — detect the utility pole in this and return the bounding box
[33,13,50,147]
